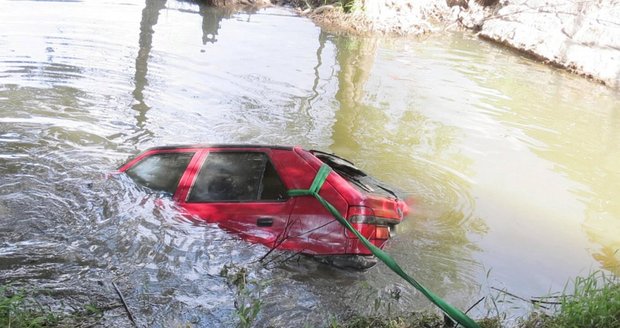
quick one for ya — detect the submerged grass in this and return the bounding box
[0,285,105,328]
[220,263,264,328]
[0,286,62,328]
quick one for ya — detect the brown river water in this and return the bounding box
[1,1,619,327]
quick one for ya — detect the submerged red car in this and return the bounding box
[118,145,408,269]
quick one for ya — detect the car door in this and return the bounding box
[178,150,295,248]
[270,148,349,255]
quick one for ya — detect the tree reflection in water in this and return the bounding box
[328,34,486,306]
[132,0,167,142]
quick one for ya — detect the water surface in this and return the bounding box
[1,0,619,326]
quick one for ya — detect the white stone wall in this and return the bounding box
[478,0,620,88]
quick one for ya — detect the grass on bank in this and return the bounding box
[520,271,620,328]
[331,271,619,328]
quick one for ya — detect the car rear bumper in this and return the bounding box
[312,254,378,270]
[346,238,387,255]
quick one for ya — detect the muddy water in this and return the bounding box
[1,0,619,326]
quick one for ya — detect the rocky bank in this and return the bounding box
[464,0,620,88]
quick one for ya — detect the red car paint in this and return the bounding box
[118,145,408,266]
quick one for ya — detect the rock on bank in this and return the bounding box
[286,0,452,35]
[474,0,620,88]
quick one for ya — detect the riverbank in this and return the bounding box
[271,0,620,89]
[277,0,452,35]
[3,271,618,327]
[469,0,620,89]
[334,272,620,328]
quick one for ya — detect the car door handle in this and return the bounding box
[256,218,274,227]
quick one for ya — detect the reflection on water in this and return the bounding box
[133,0,167,135]
[328,35,485,309]
[198,5,234,44]
[0,0,619,325]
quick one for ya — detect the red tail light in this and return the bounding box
[347,206,390,240]
[348,206,375,223]
[375,226,390,240]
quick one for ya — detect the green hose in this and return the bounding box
[288,164,480,328]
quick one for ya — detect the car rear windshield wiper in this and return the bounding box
[376,184,398,199]
[341,173,374,193]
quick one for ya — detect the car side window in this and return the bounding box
[125,152,194,195]
[259,159,288,201]
[187,152,288,202]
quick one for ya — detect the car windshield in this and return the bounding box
[310,150,398,199]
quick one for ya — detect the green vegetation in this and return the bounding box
[0,286,62,328]
[341,0,360,13]
[520,271,620,328]
[298,0,361,13]
[0,285,104,328]
[220,264,264,328]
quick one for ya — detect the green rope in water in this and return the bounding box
[288,164,480,328]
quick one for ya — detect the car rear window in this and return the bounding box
[187,152,288,202]
[125,152,194,195]
[311,150,397,199]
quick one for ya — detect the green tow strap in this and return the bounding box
[288,164,479,328]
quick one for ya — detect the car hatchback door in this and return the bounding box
[178,150,295,247]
